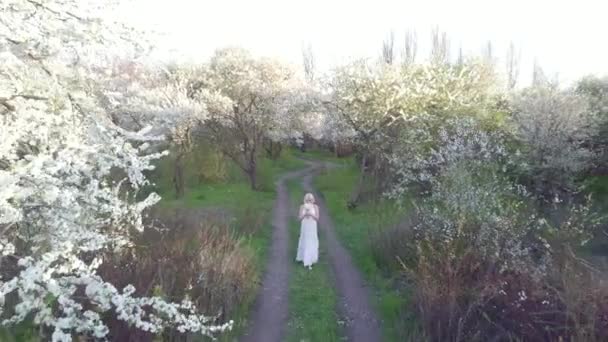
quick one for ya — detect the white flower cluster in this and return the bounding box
[0,239,15,257]
[0,1,232,340]
[386,116,514,200]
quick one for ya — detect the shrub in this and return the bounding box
[371,212,419,273]
[376,110,607,339]
[195,144,229,184]
[387,116,515,201]
[510,85,597,198]
[387,160,607,341]
[392,198,608,341]
[409,248,608,341]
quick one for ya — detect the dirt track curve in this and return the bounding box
[241,161,381,342]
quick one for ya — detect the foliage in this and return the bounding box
[390,158,605,341]
[325,59,498,144]
[2,3,607,339]
[576,76,608,171]
[102,62,232,198]
[360,104,604,341]
[324,59,501,204]
[406,242,608,341]
[131,146,306,341]
[104,63,217,147]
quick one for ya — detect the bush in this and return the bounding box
[384,201,608,341]
[510,85,597,199]
[406,243,608,342]
[195,144,229,184]
[576,76,608,173]
[372,113,608,339]
[383,159,607,341]
[371,213,419,272]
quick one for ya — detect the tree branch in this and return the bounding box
[26,0,85,21]
[0,94,49,112]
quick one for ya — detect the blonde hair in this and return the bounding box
[303,193,315,204]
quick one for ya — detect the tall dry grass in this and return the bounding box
[98,208,258,341]
[382,220,608,342]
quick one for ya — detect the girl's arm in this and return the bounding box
[298,205,305,220]
[314,205,320,221]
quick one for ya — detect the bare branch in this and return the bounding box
[302,42,315,83]
[482,40,494,65]
[402,30,417,66]
[505,42,521,90]
[456,46,464,66]
[0,94,49,111]
[25,0,85,21]
[532,59,547,86]
[381,30,395,65]
[430,27,450,64]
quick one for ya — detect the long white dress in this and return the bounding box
[296,203,319,267]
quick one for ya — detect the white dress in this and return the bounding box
[296,203,319,267]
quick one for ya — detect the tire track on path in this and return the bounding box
[240,167,309,342]
[300,160,382,342]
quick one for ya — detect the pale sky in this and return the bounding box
[121,0,608,86]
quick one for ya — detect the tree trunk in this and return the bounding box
[247,168,257,190]
[173,153,185,198]
[264,140,282,160]
[273,142,282,159]
[348,152,368,208]
[247,153,258,190]
[334,141,339,158]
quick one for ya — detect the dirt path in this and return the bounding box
[242,161,381,342]
[240,168,308,342]
[301,161,382,342]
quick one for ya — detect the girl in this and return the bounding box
[296,193,319,269]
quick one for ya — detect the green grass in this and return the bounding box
[151,147,306,203]
[261,148,308,177]
[314,158,414,341]
[292,147,339,161]
[285,180,341,342]
[150,150,285,271]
